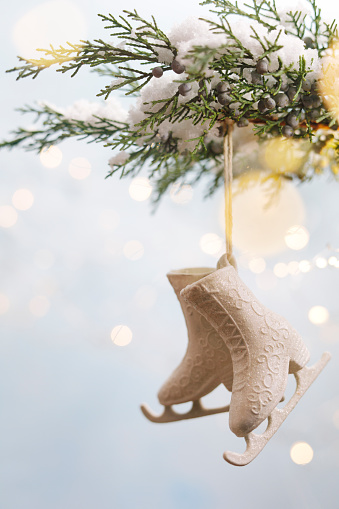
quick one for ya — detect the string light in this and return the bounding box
[308,306,329,325]
[170,183,193,204]
[111,325,133,346]
[199,233,224,256]
[68,157,91,180]
[299,260,312,273]
[230,178,305,256]
[273,262,289,278]
[315,257,328,269]
[328,256,337,266]
[40,146,62,168]
[290,442,314,465]
[123,240,144,261]
[13,1,87,59]
[0,206,18,228]
[129,177,152,201]
[287,261,300,275]
[12,188,34,211]
[284,225,309,250]
[248,257,266,274]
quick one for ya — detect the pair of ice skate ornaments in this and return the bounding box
[141,254,331,466]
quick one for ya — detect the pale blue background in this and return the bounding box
[1,1,339,508]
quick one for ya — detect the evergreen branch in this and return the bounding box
[7,9,176,98]
[0,103,127,152]
[200,0,279,30]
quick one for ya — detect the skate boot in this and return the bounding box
[141,267,233,423]
[181,263,330,465]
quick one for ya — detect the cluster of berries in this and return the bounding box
[150,41,328,138]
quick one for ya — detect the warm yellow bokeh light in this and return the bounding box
[0,206,18,228]
[299,260,312,273]
[111,325,133,346]
[328,256,338,266]
[284,225,309,250]
[12,188,34,211]
[248,257,266,274]
[308,305,329,325]
[264,138,306,174]
[0,294,10,315]
[199,233,224,256]
[29,295,50,317]
[229,178,305,256]
[315,257,328,269]
[123,240,144,261]
[273,262,288,278]
[170,183,193,204]
[40,146,63,168]
[290,442,314,465]
[12,0,87,59]
[69,157,91,180]
[129,177,153,201]
[288,261,300,275]
[319,43,339,122]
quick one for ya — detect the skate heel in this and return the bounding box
[288,334,310,373]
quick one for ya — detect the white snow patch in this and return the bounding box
[109,151,130,167]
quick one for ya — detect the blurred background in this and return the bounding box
[0,1,339,508]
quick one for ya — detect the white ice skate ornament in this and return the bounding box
[141,267,233,424]
[141,263,331,466]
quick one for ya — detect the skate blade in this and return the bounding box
[223,351,331,467]
[140,399,230,424]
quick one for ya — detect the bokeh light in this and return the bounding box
[29,295,50,317]
[129,177,153,201]
[68,157,91,180]
[319,42,339,122]
[264,138,306,174]
[111,325,133,346]
[12,188,34,211]
[287,261,300,275]
[299,260,312,273]
[40,146,63,168]
[284,225,309,250]
[308,305,330,325]
[0,206,18,228]
[315,257,328,269]
[230,178,305,256]
[274,262,289,278]
[123,240,144,260]
[248,257,266,274]
[328,256,338,267]
[0,294,10,315]
[170,183,193,204]
[199,233,224,256]
[290,442,314,465]
[12,0,87,59]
